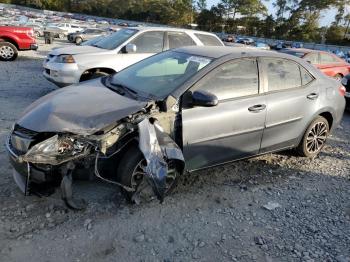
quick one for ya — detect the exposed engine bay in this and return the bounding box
[7,98,185,209]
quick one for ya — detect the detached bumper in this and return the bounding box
[30,43,38,51]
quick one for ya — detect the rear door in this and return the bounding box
[164,31,196,50]
[259,57,318,152]
[182,58,267,170]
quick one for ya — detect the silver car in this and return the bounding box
[67,28,108,44]
[6,47,346,208]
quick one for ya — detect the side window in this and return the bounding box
[194,59,259,100]
[304,53,319,64]
[129,31,164,53]
[300,67,314,86]
[320,53,339,64]
[262,58,302,91]
[168,32,196,49]
[194,33,223,46]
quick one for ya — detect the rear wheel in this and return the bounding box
[116,146,178,204]
[296,116,329,158]
[334,74,343,81]
[75,37,83,45]
[58,33,65,39]
[0,42,18,61]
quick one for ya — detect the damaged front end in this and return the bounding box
[6,102,185,209]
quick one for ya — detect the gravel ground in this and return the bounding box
[0,39,349,262]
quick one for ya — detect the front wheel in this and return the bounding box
[116,146,178,204]
[296,116,329,158]
[0,42,18,61]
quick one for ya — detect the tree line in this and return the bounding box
[1,0,350,45]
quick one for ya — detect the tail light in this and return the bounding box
[339,85,346,96]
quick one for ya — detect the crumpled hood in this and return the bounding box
[50,45,106,56]
[17,79,147,135]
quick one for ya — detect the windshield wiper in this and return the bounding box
[106,77,138,99]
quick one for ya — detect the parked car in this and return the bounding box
[341,74,350,110]
[236,37,254,45]
[45,23,84,38]
[7,47,345,207]
[67,28,108,44]
[254,42,270,50]
[271,41,292,50]
[80,35,106,46]
[279,48,350,80]
[43,27,224,87]
[0,26,38,61]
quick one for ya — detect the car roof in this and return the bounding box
[174,46,290,59]
[128,26,218,36]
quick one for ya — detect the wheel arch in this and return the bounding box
[79,67,117,82]
[296,108,335,146]
[0,37,19,50]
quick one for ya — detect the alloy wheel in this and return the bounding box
[130,159,177,203]
[0,46,15,59]
[306,121,328,154]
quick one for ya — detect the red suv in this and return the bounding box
[280,48,350,80]
[0,26,38,61]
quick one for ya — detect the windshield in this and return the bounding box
[81,35,105,46]
[93,28,138,50]
[109,51,212,99]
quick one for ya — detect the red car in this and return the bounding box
[0,26,38,61]
[279,48,350,80]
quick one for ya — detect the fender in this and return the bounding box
[296,107,335,146]
[0,32,19,47]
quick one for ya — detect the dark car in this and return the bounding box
[341,74,350,110]
[67,28,108,44]
[6,47,346,208]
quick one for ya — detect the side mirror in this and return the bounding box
[122,43,137,53]
[192,90,218,107]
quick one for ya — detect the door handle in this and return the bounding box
[248,104,266,113]
[307,93,319,100]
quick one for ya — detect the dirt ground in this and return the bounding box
[0,39,349,262]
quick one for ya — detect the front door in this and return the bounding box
[119,31,165,70]
[182,58,267,171]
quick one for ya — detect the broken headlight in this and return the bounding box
[19,135,90,165]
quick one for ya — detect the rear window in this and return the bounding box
[194,33,223,46]
[320,53,340,64]
[262,58,302,91]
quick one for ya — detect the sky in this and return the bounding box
[206,0,337,27]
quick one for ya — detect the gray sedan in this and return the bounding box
[6,47,346,208]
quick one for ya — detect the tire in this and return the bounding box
[296,116,329,158]
[116,146,178,203]
[58,33,65,39]
[0,42,18,61]
[75,37,83,45]
[334,74,343,81]
[34,31,41,38]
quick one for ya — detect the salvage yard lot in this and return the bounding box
[0,40,349,262]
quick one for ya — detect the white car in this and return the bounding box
[43,27,224,87]
[45,23,84,38]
